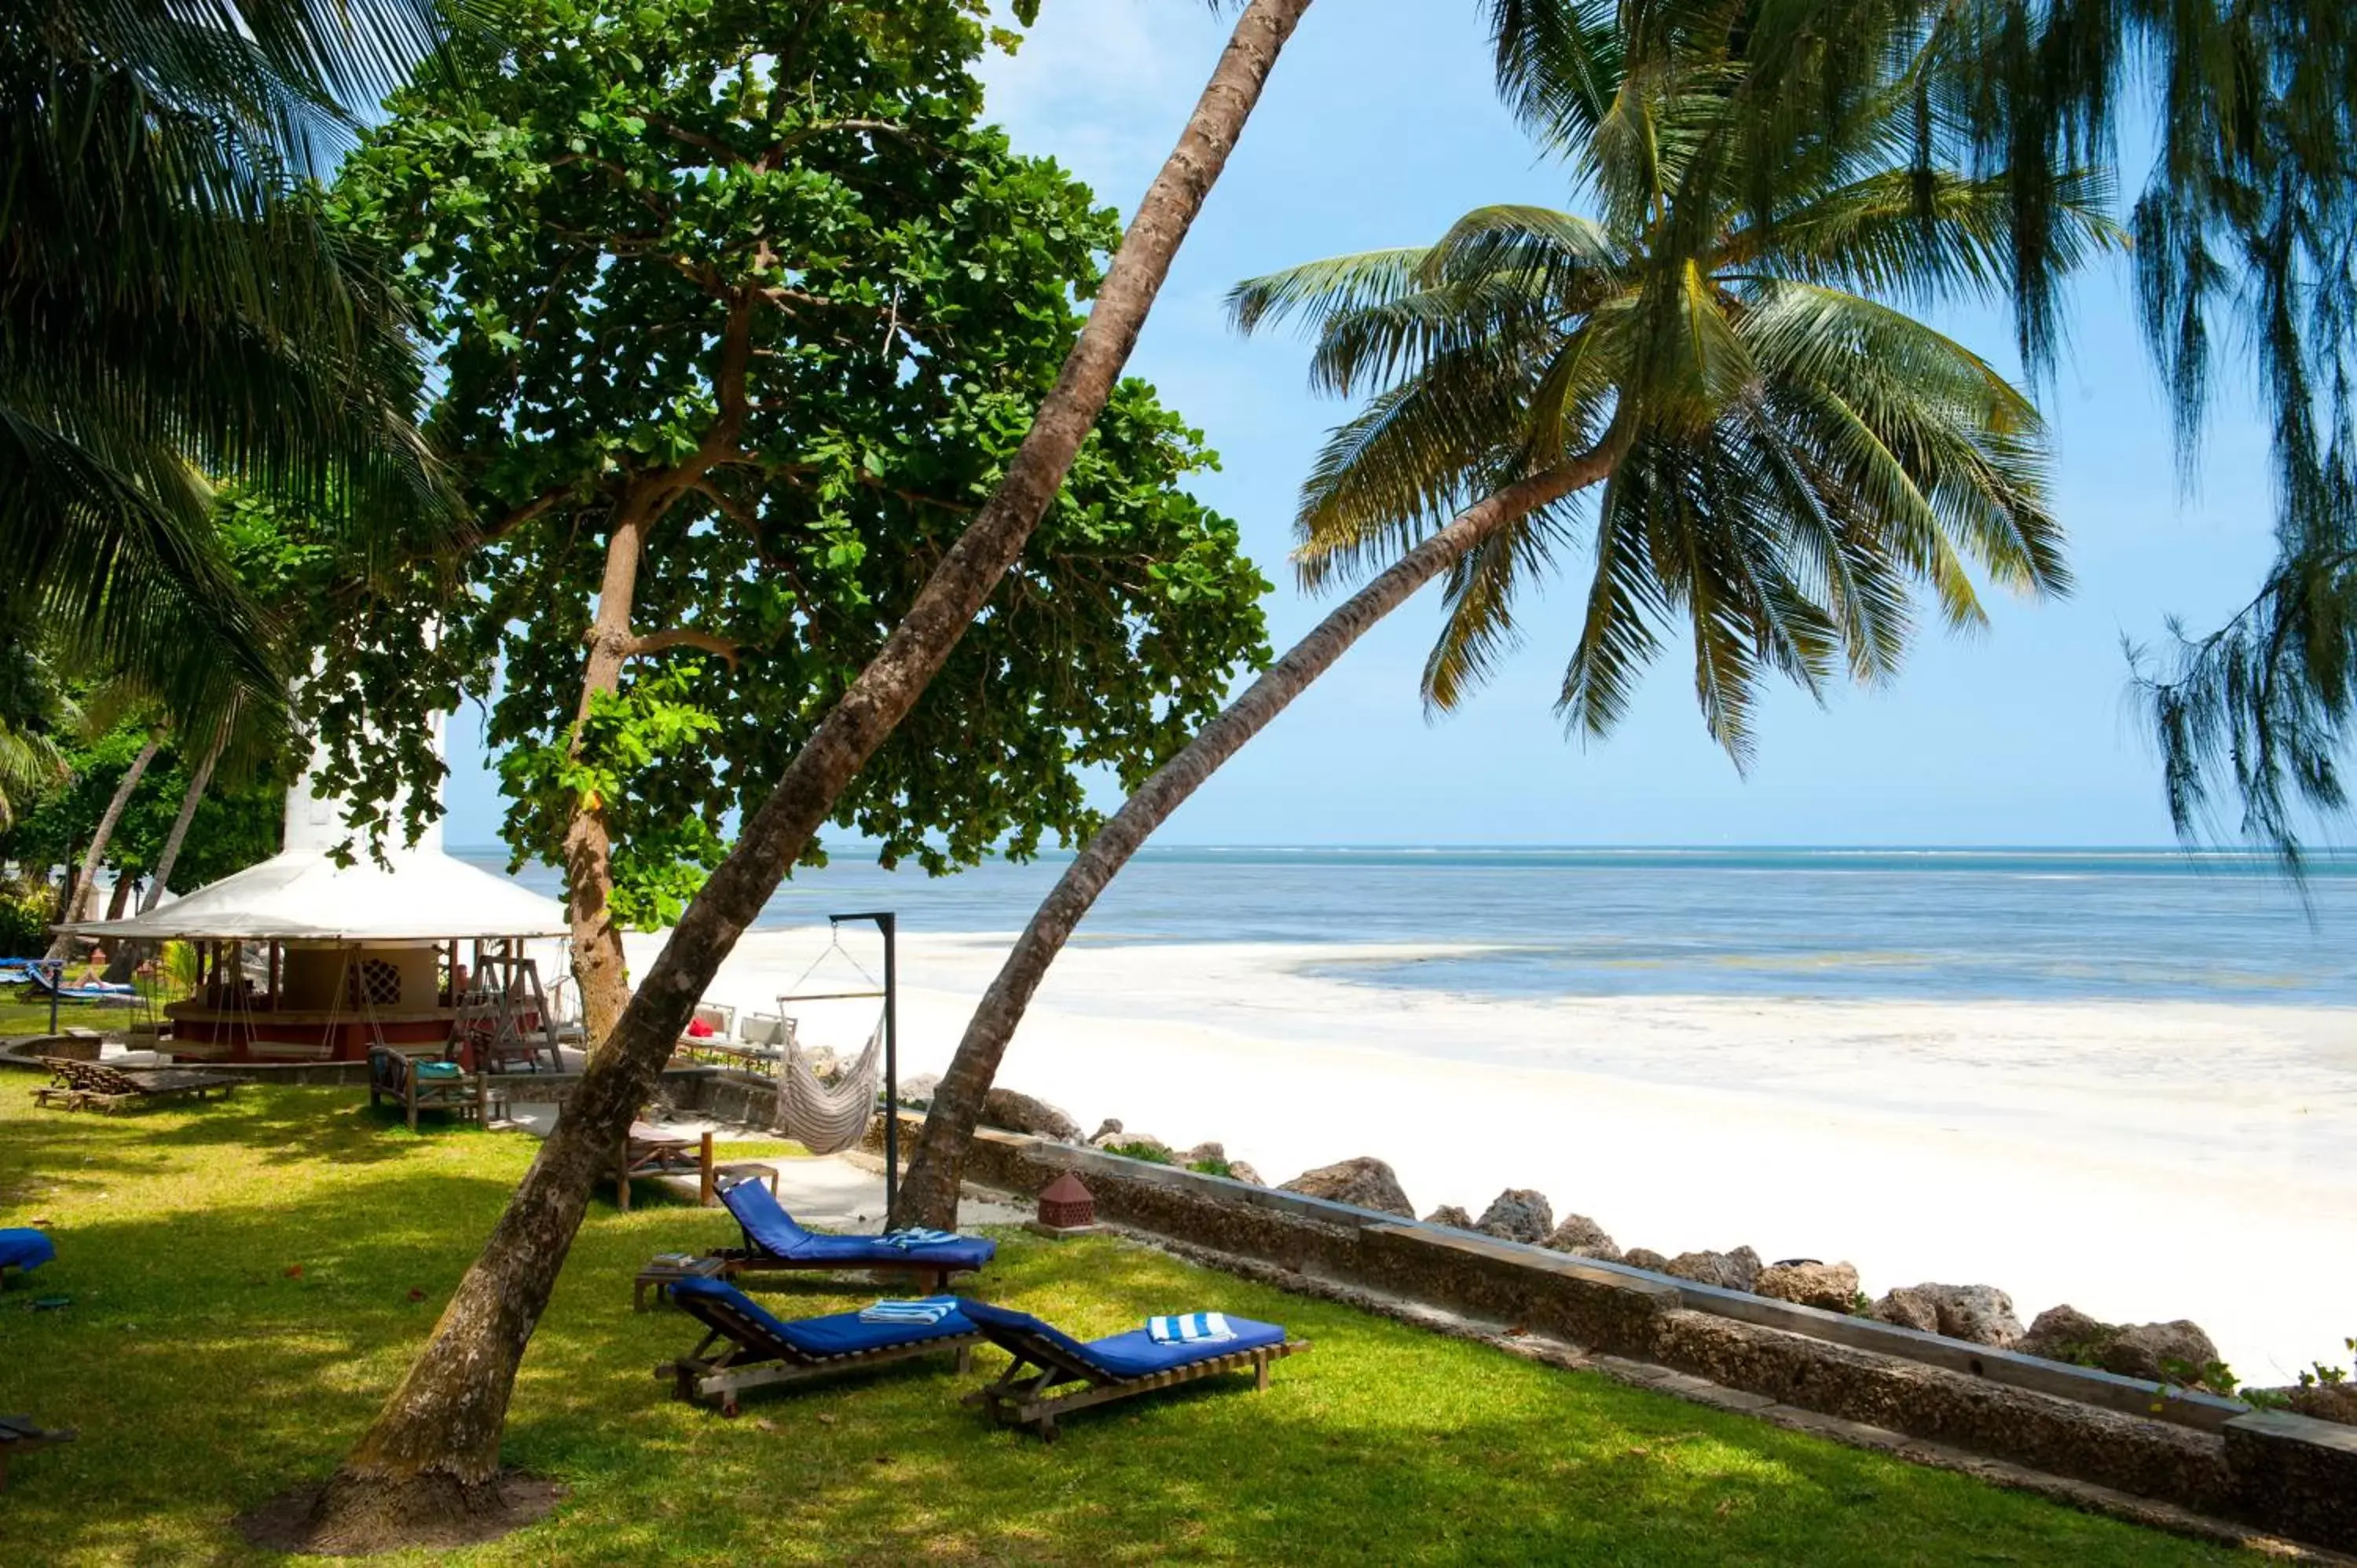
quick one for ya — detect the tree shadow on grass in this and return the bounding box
[0,1105,2244,1568]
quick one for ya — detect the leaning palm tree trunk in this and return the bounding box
[899,455,1617,1226]
[44,734,160,960]
[104,727,225,982]
[303,1,1312,1546]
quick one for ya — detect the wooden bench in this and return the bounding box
[368,1048,492,1133]
[33,1057,239,1114]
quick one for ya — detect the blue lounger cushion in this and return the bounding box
[720,1179,997,1272]
[0,1228,56,1274]
[671,1274,974,1358]
[958,1298,1288,1380]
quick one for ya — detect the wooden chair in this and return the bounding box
[957,1299,1307,1441]
[657,1276,977,1416]
[32,1057,237,1114]
[366,1048,488,1133]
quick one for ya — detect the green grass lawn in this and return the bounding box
[0,1085,2256,1566]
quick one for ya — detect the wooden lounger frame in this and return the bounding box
[657,1303,978,1416]
[963,1332,1309,1441]
[32,1057,238,1114]
[711,1247,973,1293]
[0,1418,75,1490]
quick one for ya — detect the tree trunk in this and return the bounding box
[102,872,136,921]
[899,458,1618,1225]
[305,2,1310,1545]
[562,502,654,1048]
[45,735,160,960]
[106,728,223,983]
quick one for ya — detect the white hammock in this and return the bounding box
[773,1017,883,1155]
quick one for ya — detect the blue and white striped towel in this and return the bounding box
[881,1227,960,1250]
[859,1296,960,1324]
[1146,1311,1234,1345]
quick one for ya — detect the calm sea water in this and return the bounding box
[461,845,2357,1006]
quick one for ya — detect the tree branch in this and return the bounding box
[625,627,742,665]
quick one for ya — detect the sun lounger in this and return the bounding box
[0,1228,56,1289]
[21,968,137,1005]
[0,1416,75,1490]
[710,1177,995,1289]
[367,1047,489,1132]
[32,1057,238,1114]
[658,1276,979,1416]
[958,1299,1307,1440]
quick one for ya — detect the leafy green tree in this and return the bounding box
[900,5,2113,1222]
[2,0,469,731]
[302,0,1310,1544]
[321,0,1270,1041]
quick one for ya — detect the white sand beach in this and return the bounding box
[633,924,2357,1386]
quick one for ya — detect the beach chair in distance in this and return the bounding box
[658,1276,978,1416]
[0,1416,75,1490]
[958,1299,1307,1441]
[32,1057,238,1114]
[711,1175,995,1289]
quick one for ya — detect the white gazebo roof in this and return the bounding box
[60,726,569,945]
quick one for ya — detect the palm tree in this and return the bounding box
[1483,2,2357,862]
[2,0,467,729]
[303,0,1316,1544]
[898,16,2118,1224]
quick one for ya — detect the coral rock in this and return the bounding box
[1279,1156,1413,1218]
[1475,1189,1554,1245]
[1875,1284,2023,1347]
[1542,1214,1621,1262]
[978,1087,1080,1142]
[1423,1205,1475,1230]
[1754,1261,1860,1313]
[1662,1246,1764,1293]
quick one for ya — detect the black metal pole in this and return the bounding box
[830,911,899,1225]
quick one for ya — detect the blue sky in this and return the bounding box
[445,0,2288,850]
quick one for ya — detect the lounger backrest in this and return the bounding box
[669,1277,805,1362]
[955,1299,1116,1384]
[718,1175,816,1254]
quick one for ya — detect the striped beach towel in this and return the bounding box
[881,1227,960,1249]
[858,1296,961,1325]
[1147,1311,1234,1345]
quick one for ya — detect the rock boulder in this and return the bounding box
[1874,1284,2022,1346]
[1225,1160,1265,1187]
[1182,1141,1226,1164]
[2017,1306,2220,1382]
[1622,1247,1671,1273]
[2106,1321,2222,1383]
[1662,1246,1763,1293]
[978,1087,1080,1143]
[1279,1156,1414,1218]
[1087,1118,1124,1146]
[1475,1189,1554,1245]
[894,1072,940,1110]
[1754,1261,1860,1313]
[1542,1214,1621,1261]
[1424,1205,1475,1230]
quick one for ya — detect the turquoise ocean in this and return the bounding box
[462,846,2357,1007]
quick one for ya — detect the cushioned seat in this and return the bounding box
[717,1178,996,1279]
[958,1299,1287,1379]
[661,1275,979,1414]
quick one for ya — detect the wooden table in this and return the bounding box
[633,1253,725,1312]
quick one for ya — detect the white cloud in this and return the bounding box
[976,1,1233,207]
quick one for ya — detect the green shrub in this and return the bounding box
[1187,1156,1233,1178]
[1102,1141,1173,1166]
[0,876,55,956]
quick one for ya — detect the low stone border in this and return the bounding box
[911,1116,2357,1556]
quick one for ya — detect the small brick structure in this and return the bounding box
[1028,1172,1100,1237]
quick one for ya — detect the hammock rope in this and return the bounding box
[772,1014,884,1155]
